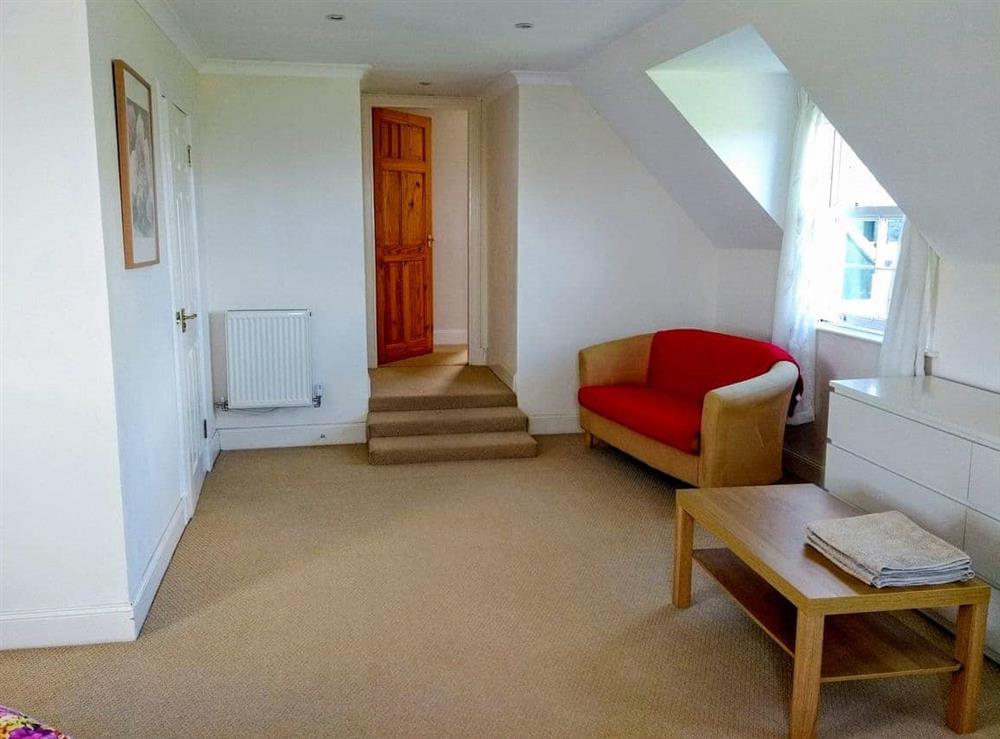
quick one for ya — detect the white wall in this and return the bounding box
[1,0,131,646]
[649,69,798,226]
[85,0,196,601]
[574,0,1000,263]
[750,0,1000,264]
[572,11,784,254]
[402,107,469,346]
[515,83,717,432]
[197,74,370,448]
[784,329,881,481]
[779,259,1000,483]
[484,87,519,386]
[714,248,779,339]
[933,261,1000,393]
[572,0,1000,474]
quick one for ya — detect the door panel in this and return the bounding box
[168,103,207,511]
[401,172,426,247]
[384,260,404,345]
[407,260,427,339]
[378,170,402,244]
[404,124,425,160]
[374,108,433,364]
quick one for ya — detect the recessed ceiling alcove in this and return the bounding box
[647,25,799,228]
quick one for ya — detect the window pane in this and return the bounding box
[843,266,874,300]
[886,216,903,244]
[833,135,896,209]
[828,214,903,324]
[819,127,904,334]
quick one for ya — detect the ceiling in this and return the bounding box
[165,0,677,95]
[647,25,789,75]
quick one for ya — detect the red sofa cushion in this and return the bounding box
[578,384,703,454]
[647,329,801,408]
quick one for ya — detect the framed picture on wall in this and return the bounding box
[112,59,159,268]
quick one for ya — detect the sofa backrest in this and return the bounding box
[647,329,796,401]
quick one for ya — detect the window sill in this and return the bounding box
[816,321,884,345]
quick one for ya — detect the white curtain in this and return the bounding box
[771,91,836,425]
[877,222,939,376]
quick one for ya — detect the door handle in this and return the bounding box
[175,309,198,333]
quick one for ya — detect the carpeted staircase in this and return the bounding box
[367,365,538,464]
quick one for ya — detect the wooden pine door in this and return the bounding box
[374,108,434,364]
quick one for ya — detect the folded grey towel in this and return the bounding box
[806,510,974,588]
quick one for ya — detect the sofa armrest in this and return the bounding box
[698,360,799,487]
[578,333,654,387]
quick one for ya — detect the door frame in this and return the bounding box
[361,94,485,368]
[155,84,212,519]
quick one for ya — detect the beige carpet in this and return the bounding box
[3,436,998,738]
[382,344,469,368]
[367,406,529,438]
[368,365,516,412]
[367,367,535,464]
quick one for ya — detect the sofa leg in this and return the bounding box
[583,431,597,449]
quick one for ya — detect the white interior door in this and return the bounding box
[167,102,207,513]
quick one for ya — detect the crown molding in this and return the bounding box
[199,59,371,80]
[135,0,205,70]
[481,70,573,101]
[481,73,517,102]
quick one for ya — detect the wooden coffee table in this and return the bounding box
[672,484,991,739]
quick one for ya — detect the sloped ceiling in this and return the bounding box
[647,25,799,228]
[572,0,1000,262]
[571,10,783,251]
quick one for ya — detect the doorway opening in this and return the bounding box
[362,95,484,370]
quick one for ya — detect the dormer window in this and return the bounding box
[819,129,904,334]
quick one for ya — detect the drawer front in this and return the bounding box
[827,393,972,500]
[970,444,1000,519]
[825,444,968,547]
[965,509,1000,586]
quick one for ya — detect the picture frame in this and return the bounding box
[112,59,160,268]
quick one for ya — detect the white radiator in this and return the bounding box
[225,309,314,409]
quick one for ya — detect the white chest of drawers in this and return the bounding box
[824,376,1000,659]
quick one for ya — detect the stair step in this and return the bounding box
[368,406,529,438]
[368,431,538,465]
[368,366,516,412]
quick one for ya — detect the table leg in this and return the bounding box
[946,600,988,734]
[672,505,694,608]
[790,610,824,739]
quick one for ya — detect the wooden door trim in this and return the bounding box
[361,94,485,369]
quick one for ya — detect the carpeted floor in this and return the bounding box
[3,436,998,738]
[382,344,469,368]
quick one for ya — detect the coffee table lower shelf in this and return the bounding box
[693,548,961,682]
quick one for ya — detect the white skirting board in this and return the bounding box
[529,414,581,435]
[219,422,367,450]
[204,429,222,471]
[1,498,189,650]
[489,364,515,392]
[782,446,823,485]
[433,329,468,345]
[131,498,188,632]
[0,603,136,650]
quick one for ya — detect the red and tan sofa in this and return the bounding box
[578,329,801,487]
